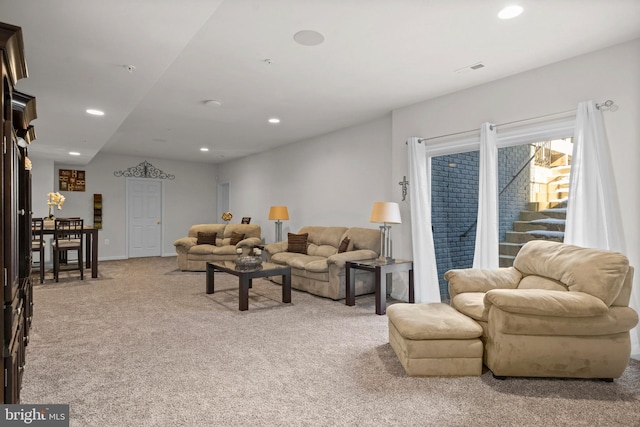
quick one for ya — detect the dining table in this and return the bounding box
[41,220,99,278]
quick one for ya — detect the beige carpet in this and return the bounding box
[23,257,640,426]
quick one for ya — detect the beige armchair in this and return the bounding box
[445,240,638,380]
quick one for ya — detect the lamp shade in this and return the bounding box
[268,206,289,221]
[370,202,401,224]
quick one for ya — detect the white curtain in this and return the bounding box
[564,100,637,356]
[565,101,625,251]
[473,123,499,269]
[407,137,441,303]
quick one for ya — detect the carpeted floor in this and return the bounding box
[22,257,640,426]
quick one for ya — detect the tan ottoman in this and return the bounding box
[387,302,483,376]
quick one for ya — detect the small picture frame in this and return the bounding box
[241,217,251,224]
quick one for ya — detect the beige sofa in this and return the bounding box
[445,240,638,380]
[173,224,262,271]
[264,226,381,300]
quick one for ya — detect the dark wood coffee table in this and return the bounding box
[206,261,291,311]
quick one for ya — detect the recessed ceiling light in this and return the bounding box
[498,5,523,19]
[86,109,104,116]
[203,100,222,107]
[200,147,209,152]
[268,117,281,124]
[293,30,325,46]
[69,151,81,156]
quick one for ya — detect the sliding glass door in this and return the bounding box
[430,137,572,299]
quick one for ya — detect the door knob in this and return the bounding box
[157,220,161,224]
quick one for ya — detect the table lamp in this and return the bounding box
[268,206,289,242]
[370,202,401,263]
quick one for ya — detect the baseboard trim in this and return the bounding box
[98,255,128,261]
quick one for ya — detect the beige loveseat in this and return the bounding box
[445,240,638,380]
[173,224,262,271]
[264,226,381,300]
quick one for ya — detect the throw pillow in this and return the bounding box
[229,232,245,245]
[197,232,217,245]
[288,232,308,254]
[338,237,351,253]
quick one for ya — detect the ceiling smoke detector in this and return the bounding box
[204,100,222,107]
[124,64,136,73]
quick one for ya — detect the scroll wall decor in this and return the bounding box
[113,161,175,180]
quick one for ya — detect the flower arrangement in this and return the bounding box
[47,192,65,219]
[221,211,233,222]
[236,247,262,256]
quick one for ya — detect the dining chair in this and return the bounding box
[53,218,84,282]
[31,217,45,283]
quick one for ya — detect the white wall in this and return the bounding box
[217,38,640,356]
[28,38,639,354]
[217,116,392,243]
[390,38,640,357]
[33,153,217,260]
[390,38,639,274]
[29,155,55,218]
[28,38,639,275]
[28,155,55,264]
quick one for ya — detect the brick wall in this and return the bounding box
[432,152,479,298]
[431,145,531,299]
[498,145,532,242]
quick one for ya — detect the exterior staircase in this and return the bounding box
[499,158,570,267]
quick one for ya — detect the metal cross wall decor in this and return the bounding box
[399,175,409,201]
[113,161,175,180]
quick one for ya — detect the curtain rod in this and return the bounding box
[410,99,615,144]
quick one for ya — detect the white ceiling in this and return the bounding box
[4,0,640,165]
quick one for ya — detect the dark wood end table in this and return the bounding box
[206,261,291,311]
[346,259,414,315]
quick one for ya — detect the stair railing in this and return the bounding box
[459,143,543,239]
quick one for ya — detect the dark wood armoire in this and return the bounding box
[1,21,36,404]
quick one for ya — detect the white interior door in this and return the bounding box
[127,178,162,258]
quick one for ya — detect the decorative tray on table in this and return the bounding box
[235,255,263,271]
